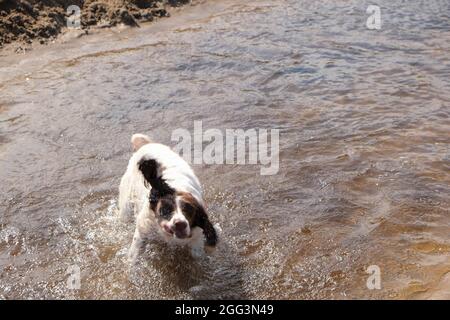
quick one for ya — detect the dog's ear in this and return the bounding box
[138,159,174,197]
[193,204,218,249]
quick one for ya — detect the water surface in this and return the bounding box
[0,0,449,299]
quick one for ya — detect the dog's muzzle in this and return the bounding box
[163,221,189,239]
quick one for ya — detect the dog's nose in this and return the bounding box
[172,220,188,232]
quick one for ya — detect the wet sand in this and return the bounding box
[0,0,199,50]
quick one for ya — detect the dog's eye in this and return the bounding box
[159,206,172,219]
[150,190,159,204]
[180,202,195,218]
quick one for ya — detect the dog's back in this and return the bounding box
[118,134,203,220]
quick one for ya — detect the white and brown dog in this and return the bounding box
[118,134,219,262]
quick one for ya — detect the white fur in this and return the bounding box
[118,134,206,263]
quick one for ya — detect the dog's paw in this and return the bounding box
[213,223,222,235]
[204,244,217,255]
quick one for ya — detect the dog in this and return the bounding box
[118,133,219,263]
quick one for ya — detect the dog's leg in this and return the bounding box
[119,200,134,223]
[128,228,144,264]
[118,168,134,222]
[189,227,205,258]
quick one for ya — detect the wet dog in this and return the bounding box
[118,134,219,262]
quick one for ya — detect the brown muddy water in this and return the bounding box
[0,0,449,299]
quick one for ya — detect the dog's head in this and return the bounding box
[138,159,218,247]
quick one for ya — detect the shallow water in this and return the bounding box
[0,0,449,299]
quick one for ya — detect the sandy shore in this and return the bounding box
[0,0,199,51]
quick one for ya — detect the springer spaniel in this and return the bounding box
[118,134,219,262]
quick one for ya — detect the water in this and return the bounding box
[0,0,449,299]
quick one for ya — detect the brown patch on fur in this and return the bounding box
[177,192,218,247]
[177,192,201,225]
